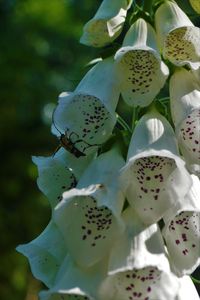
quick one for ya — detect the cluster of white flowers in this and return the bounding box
[17,0,200,299]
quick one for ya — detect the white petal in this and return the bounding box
[122,111,192,224]
[75,57,120,113]
[155,2,200,69]
[177,108,200,175]
[155,1,193,49]
[80,0,132,47]
[170,68,200,128]
[115,19,169,107]
[53,59,119,155]
[108,207,170,275]
[39,254,106,300]
[32,149,94,208]
[163,175,200,276]
[175,276,200,300]
[16,221,66,288]
[53,186,124,267]
[99,267,180,300]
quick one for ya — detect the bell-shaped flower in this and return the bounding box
[162,175,200,276]
[170,68,200,174]
[39,254,107,300]
[121,109,192,225]
[114,18,169,107]
[32,148,94,208]
[170,68,200,128]
[53,58,120,155]
[80,0,132,48]
[155,1,200,69]
[175,276,200,300]
[98,208,180,300]
[53,148,125,268]
[189,0,200,14]
[16,221,66,288]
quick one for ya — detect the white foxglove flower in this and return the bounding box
[80,0,132,47]
[170,68,200,174]
[39,254,106,300]
[16,221,66,288]
[32,148,94,208]
[53,58,120,155]
[98,208,180,300]
[122,110,192,225]
[155,1,200,69]
[189,0,200,14]
[177,108,200,175]
[114,18,169,107]
[170,68,200,128]
[53,148,125,268]
[176,276,200,300]
[163,175,200,276]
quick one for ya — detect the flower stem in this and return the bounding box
[191,276,200,284]
[116,114,132,133]
[143,0,155,14]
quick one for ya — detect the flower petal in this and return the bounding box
[16,221,66,288]
[80,0,132,47]
[155,1,200,69]
[176,276,200,300]
[108,207,170,275]
[53,59,119,155]
[177,108,200,175]
[53,186,123,267]
[32,149,93,208]
[122,110,192,224]
[170,68,200,128]
[39,254,106,300]
[115,19,169,107]
[163,175,200,276]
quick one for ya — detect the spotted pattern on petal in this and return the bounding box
[130,156,176,223]
[164,27,200,66]
[83,20,111,47]
[59,195,118,266]
[118,50,161,106]
[179,109,200,164]
[37,161,77,207]
[79,196,114,248]
[168,211,200,257]
[62,94,115,154]
[114,267,161,300]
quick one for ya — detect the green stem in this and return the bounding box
[131,107,138,131]
[116,114,132,133]
[143,0,154,14]
[191,276,200,284]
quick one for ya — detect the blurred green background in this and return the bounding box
[0,0,199,300]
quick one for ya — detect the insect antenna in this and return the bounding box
[51,107,63,135]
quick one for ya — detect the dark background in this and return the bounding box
[0,0,199,299]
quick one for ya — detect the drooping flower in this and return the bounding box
[98,208,180,300]
[121,109,192,225]
[170,68,200,128]
[155,1,200,69]
[53,58,120,155]
[170,68,200,175]
[16,221,66,288]
[32,148,94,208]
[53,148,125,268]
[114,18,169,107]
[189,0,200,14]
[80,0,132,47]
[163,175,200,276]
